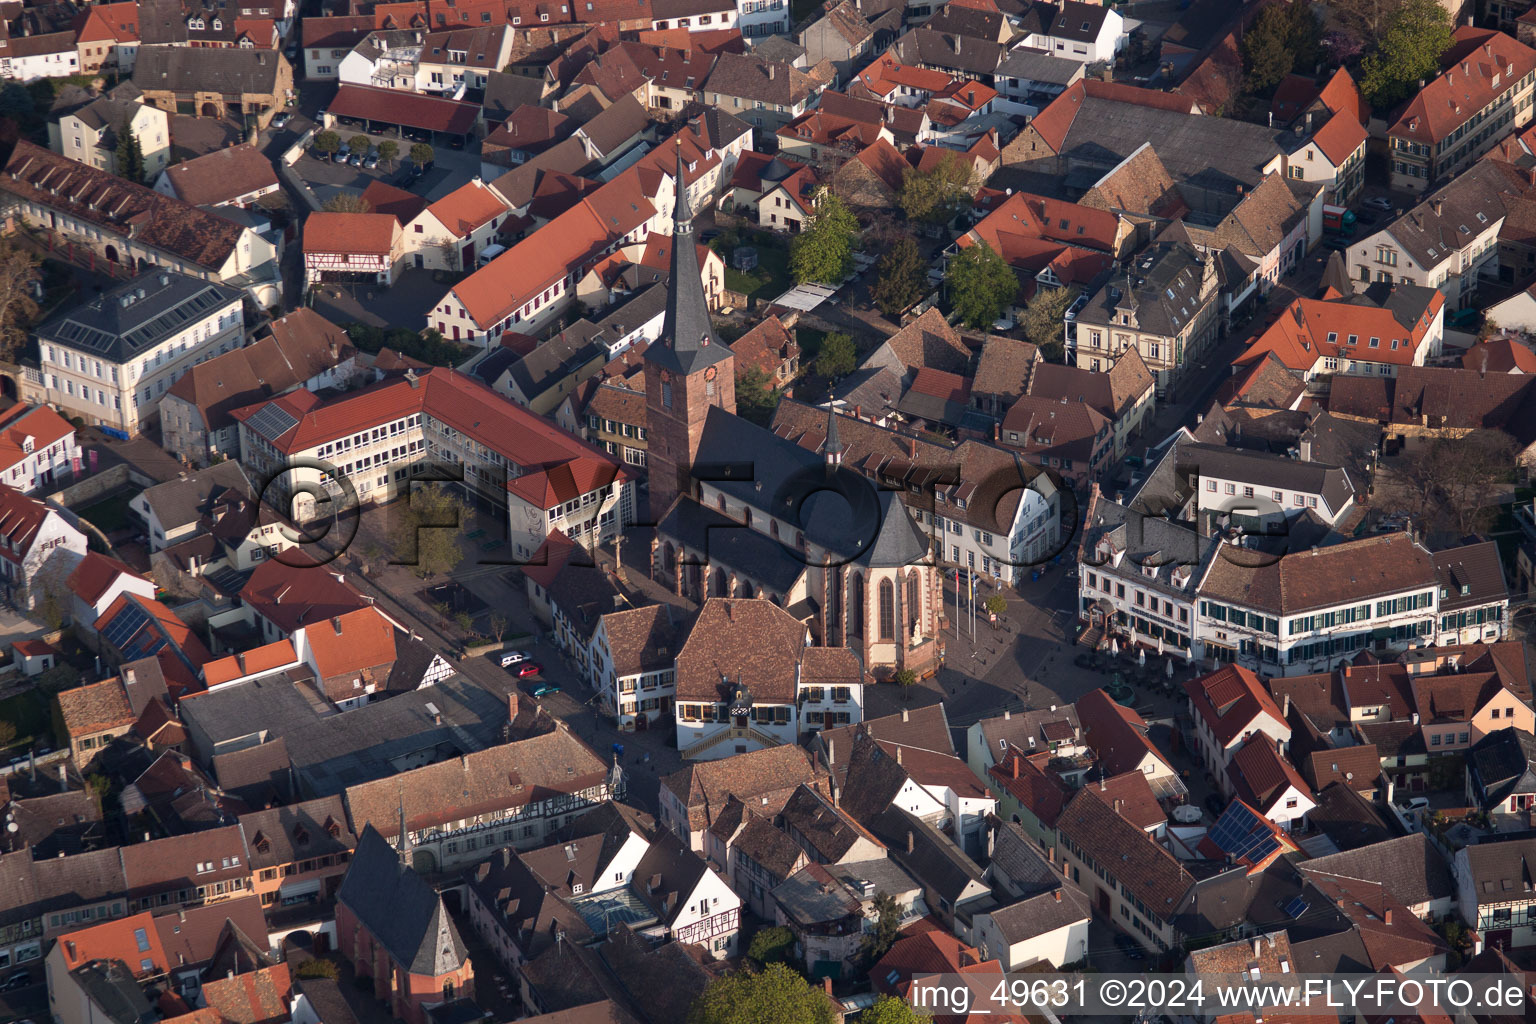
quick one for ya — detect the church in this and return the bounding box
[645,150,944,686]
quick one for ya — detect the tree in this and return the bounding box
[862,996,932,1024]
[488,612,509,645]
[892,668,917,702]
[1359,0,1453,109]
[390,482,468,578]
[349,134,371,156]
[312,130,341,158]
[790,191,858,285]
[321,193,372,213]
[409,142,435,168]
[814,331,856,380]
[898,151,977,225]
[736,365,780,426]
[114,120,144,184]
[1392,429,1518,536]
[295,959,340,980]
[873,236,928,318]
[0,243,41,361]
[1332,0,1405,42]
[377,139,399,169]
[1241,2,1322,94]
[454,610,474,633]
[1019,286,1076,361]
[438,239,462,273]
[688,963,836,1024]
[983,594,1007,617]
[945,241,1017,330]
[861,892,902,963]
[746,926,795,967]
[1322,30,1365,65]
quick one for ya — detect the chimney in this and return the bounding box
[1053,890,1061,902]
[895,747,903,765]
[823,978,833,995]
[1011,756,1020,779]
[59,763,68,792]
[1431,198,1444,217]
[1384,908,1393,925]
[1003,709,1011,720]
[1113,798,1121,814]
[907,436,916,458]
[1252,939,1261,958]
[1282,693,1290,718]
[828,738,835,765]
[902,707,909,722]
[768,64,776,80]
[508,692,520,723]
[906,830,915,854]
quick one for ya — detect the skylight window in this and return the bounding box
[1347,334,1358,345]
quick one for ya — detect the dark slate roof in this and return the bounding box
[336,825,470,976]
[1303,781,1395,852]
[693,405,929,567]
[837,732,910,825]
[868,805,986,903]
[985,883,1090,943]
[656,495,807,593]
[1433,541,1508,613]
[1176,441,1356,513]
[1299,833,1454,908]
[989,822,1065,897]
[37,270,241,364]
[1078,240,1211,341]
[1469,727,1536,810]
[645,151,732,377]
[134,44,285,95]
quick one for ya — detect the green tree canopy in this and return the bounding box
[861,892,903,963]
[389,482,468,578]
[312,130,341,155]
[873,235,928,317]
[1241,2,1322,94]
[790,192,859,284]
[688,963,836,1024]
[1019,286,1076,361]
[945,241,1017,329]
[746,926,795,966]
[115,120,145,184]
[814,331,856,380]
[735,365,781,426]
[0,243,40,362]
[377,139,399,167]
[1359,0,1453,109]
[409,142,436,168]
[863,996,932,1024]
[898,151,978,225]
[321,193,372,213]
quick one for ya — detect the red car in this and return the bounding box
[515,662,544,678]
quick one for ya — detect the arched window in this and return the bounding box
[849,573,864,638]
[878,579,895,640]
[906,572,920,632]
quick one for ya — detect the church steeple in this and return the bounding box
[647,146,733,377]
[823,403,843,468]
[642,140,737,521]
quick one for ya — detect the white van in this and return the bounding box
[477,243,507,267]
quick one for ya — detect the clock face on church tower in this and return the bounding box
[704,366,717,382]
[660,370,672,383]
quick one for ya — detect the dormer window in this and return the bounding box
[212,18,222,28]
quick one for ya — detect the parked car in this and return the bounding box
[3,971,32,991]
[992,317,1015,332]
[1113,934,1145,961]
[447,136,465,149]
[515,662,544,678]
[271,111,290,129]
[497,650,532,668]
[1401,796,1431,811]
[1324,236,1352,252]
[348,151,364,166]
[364,152,380,169]
[530,680,560,696]
[1363,196,1394,212]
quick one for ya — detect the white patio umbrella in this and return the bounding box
[1157,636,1165,656]
[1166,658,1175,679]
[1138,648,1146,668]
[1111,638,1120,656]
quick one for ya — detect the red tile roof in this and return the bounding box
[235,555,370,636]
[987,747,1068,827]
[56,911,169,976]
[1390,27,1536,145]
[1185,665,1289,748]
[1235,287,1444,373]
[302,212,399,256]
[1075,687,1174,777]
[305,607,397,680]
[203,639,298,686]
[66,551,148,606]
[425,179,509,237]
[360,180,429,225]
[1226,734,1309,811]
[0,484,55,566]
[0,403,73,476]
[328,83,479,135]
[1029,79,1197,152]
[74,1,140,44]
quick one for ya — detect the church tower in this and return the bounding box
[644,148,735,520]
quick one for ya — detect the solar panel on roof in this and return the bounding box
[1208,801,1275,862]
[102,601,152,651]
[245,403,299,443]
[1283,896,1309,919]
